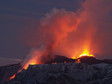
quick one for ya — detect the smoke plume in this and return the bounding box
[22,8,80,68]
[78,0,112,59]
[55,0,112,59]
[22,0,112,68]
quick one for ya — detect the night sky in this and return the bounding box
[0,0,84,66]
[0,0,112,66]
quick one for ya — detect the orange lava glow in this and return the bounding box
[72,56,76,59]
[10,74,16,80]
[76,59,81,63]
[52,62,57,64]
[79,48,94,57]
[24,59,37,69]
[72,48,94,59]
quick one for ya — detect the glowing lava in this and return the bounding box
[72,56,76,59]
[10,74,16,80]
[79,48,94,57]
[24,59,37,69]
[72,48,94,59]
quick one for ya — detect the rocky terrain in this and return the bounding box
[6,62,112,84]
[1,56,112,84]
[0,63,21,84]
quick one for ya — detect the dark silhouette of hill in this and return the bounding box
[1,55,112,84]
[46,55,112,64]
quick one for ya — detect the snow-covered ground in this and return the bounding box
[7,63,112,84]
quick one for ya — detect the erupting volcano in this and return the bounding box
[79,48,93,57]
[1,0,112,84]
[23,47,95,70]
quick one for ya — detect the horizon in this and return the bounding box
[0,0,112,66]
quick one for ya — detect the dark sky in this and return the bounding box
[0,0,84,66]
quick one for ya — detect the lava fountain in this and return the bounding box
[79,48,94,57]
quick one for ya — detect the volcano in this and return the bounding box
[1,55,112,84]
[45,55,112,64]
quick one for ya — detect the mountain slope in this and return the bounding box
[7,63,112,84]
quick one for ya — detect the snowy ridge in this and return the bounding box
[7,63,112,84]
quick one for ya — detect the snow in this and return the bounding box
[7,63,112,84]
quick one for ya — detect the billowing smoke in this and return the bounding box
[38,8,80,54]
[85,0,112,59]
[55,0,112,59]
[22,8,80,68]
[22,0,112,68]
[77,0,112,59]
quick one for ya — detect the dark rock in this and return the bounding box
[1,55,112,84]
[5,63,112,84]
[0,63,22,84]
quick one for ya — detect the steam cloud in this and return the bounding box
[22,0,112,68]
[39,8,80,53]
[77,0,112,59]
[22,8,80,68]
[55,0,112,59]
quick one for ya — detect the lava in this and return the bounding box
[52,62,57,64]
[72,48,94,59]
[72,56,76,59]
[79,48,94,57]
[9,74,16,80]
[76,59,81,63]
[23,59,37,69]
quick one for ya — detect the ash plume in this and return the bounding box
[55,0,112,59]
[22,0,112,68]
[22,8,80,68]
[78,0,112,58]
[38,8,80,59]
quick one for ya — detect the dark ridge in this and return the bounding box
[78,56,112,64]
[46,55,76,64]
[1,55,112,83]
[102,59,112,64]
[0,63,22,84]
[78,56,102,64]
[46,55,112,65]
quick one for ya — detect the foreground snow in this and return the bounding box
[7,63,112,84]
